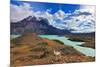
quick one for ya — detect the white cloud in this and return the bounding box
[10,3,95,33]
[71,28,95,33]
[80,5,95,16]
[64,5,96,33]
[54,10,65,20]
[33,10,54,25]
[10,3,33,22]
[46,9,52,12]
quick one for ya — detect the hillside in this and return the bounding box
[11,33,95,67]
[66,32,95,49]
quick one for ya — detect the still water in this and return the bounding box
[11,35,95,57]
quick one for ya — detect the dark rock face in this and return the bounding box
[11,16,70,35]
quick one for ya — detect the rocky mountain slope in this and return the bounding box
[11,16,70,35]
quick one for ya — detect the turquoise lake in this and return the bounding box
[11,35,95,57]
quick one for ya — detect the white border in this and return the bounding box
[0,0,99,67]
[0,0,10,67]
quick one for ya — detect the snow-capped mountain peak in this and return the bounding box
[11,3,95,33]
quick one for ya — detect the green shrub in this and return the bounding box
[53,40,64,44]
[37,42,48,46]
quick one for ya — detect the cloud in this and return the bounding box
[54,10,65,20]
[10,3,33,22]
[51,5,95,33]
[33,10,54,25]
[79,5,95,16]
[10,3,95,33]
[63,5,95,33]
[70,28,95,33]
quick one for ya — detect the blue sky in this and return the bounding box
[11,0,80,14]
[10,0,95,33]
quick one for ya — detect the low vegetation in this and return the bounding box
[37,42,48,46]
[11,33,95,66]
[53,40,64,44]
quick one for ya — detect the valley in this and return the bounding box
[10,33,95,66]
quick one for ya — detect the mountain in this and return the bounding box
[11,9,95,34]
[11,16,70,35]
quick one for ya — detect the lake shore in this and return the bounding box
[66,34,95,49]
[10,33,95,66]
